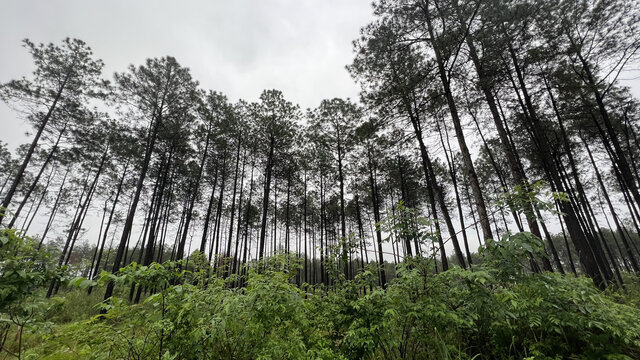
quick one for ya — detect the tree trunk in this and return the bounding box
[0,76,68,224]
[258,135,275,259]
[576,53,640,208]
[200,160,220,253]
[366,148,386,288]
[8,125,66,228]
[103,110,162,303]
[88,161,128,294]
[38,167,69,249]
[225,137,242,267]
[506,43,607,287]
[422,5,493,242]
[177,131,210,260]
[583,138,639,272]
[23,166,55,234]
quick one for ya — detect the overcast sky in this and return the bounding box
[2,1,640,256]
[2,0,640,151]
[0,0,375,151]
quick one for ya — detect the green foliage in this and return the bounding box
[481,232,547,280]
[4,230,640,359]
[32,256,342,360]
[496,180,565,219]
[0,229,66,358]
[377,200,439,255]
[0,229,63,312]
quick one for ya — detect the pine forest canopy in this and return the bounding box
[1,0,640,359]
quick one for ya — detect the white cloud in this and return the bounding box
[0,0,375,149]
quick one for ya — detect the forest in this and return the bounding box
[1,0,640,358]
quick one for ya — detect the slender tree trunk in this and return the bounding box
[583,138,639,272]
[104,109,162,302]
[320,171,326,285]
[396,157,413,257]
[88,161,129,294]
[48,147,108,298]
[259,135,275,259]
[200,162,220,253]
[238,160,256,287]
[38,167,69,249]
[225,137,242,268]
[0,76,68,224]
[420,2,493,242]
[506,42,607,287]
[366,148,386,288]
[211,154,228,265]
[8,125,66,228]
[88,198,110,278]
[285,171,291,255]
[456,1,551,256]
[398,95,454,269]
[233,148,248,277]
[23,166,55,234]
[63,149,108,266]
[436,118,474,266]
[303,170,309,282]
[337,140,348,278]
[177,131,210,260]
[576,53,640,208]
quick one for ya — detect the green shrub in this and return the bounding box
[9,233,640,360]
